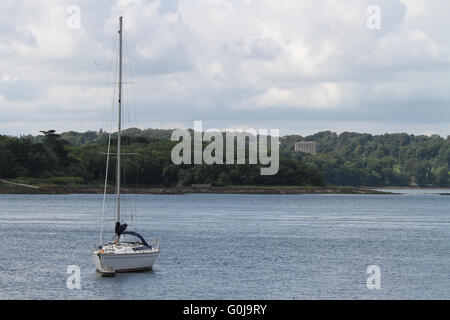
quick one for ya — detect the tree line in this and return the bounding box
[281,131,450,187]
[3,129,449,187]
[2,130,324,187]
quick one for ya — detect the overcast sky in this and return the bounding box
[1,0,450,137]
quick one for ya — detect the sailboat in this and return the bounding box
[92,16,159,275]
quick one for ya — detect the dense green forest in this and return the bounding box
[2,129,449,188]
[1,129,324,187]
[282,131,450,187]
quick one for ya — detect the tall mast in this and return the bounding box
[116,16,123,223]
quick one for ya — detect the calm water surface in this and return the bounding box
[0,193,448,299]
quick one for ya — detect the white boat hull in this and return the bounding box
[92,250,159,273]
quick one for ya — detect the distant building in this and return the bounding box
[294,141,318,154]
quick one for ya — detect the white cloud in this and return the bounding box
[367,30,443,68]
[234,83,345,110]
[0,0,449,136]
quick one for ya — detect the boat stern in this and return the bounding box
[91,249,103,271]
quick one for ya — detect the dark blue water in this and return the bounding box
[0,193,448,299]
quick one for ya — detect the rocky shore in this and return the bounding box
[0,183,392,195]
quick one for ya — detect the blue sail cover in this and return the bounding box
[115,222,128,235]
[114,223,151,248]
[123,231,152,248]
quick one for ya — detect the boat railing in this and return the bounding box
[151,238,160,250]
[104,246,116,253]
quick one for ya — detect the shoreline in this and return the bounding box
[365,186,450,190]
[0,184,393,195]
